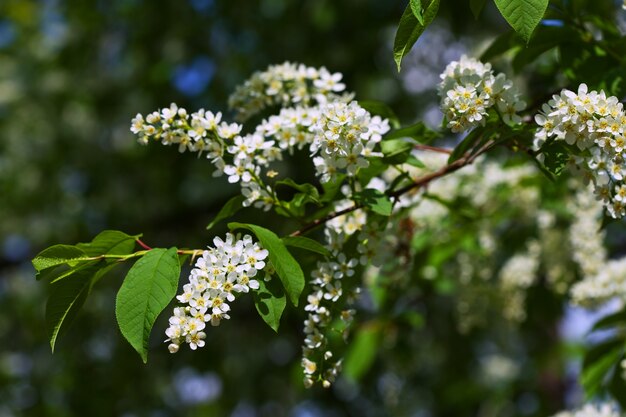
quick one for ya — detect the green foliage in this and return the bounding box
[253,277,287,332]
[354,189,394,216]
[385,121,440,143]
[45,263,101,352]
[115,248,181,363]
[343,323,381,381]
[393,0,440,71]
[282,236,332,257]
[228,222,305,307]
[206,195,246,230]
[493,0,549,43]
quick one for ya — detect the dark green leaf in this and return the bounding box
[206,194,246,230]
[253,277,286,332]
[470,0,487,19]
[76,230,138,256]
[393,0,440,71]
[385,121,440,143]
[115,247,181,363]
[592,310,626,333]
[581,343,623,397]
[354,189,393,216]
[46,263,101,352]
[493,0,549,43]
[282,236,331,257]
[228,223,305,306]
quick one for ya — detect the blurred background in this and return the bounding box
[1,0,625,416]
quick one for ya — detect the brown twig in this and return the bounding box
[289,141,492,237]
[413,144,452,154]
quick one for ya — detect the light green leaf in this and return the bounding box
[385,121,440,143]
[282,236,331,257]
[410,0,424,25]
[45,263,101,352]
[77,230,138,256]
[343,323,381,381]
[381,138,414,164]
[32,245,91,272]
[493,0,549,43]
[354,189,393,216]
[470,0,487,19]
[581,344,623,397]
[228,222,305,306]
[253,277,286,332]
[115,247,181,363]
[206,194,246,230]
[393,0,440,71]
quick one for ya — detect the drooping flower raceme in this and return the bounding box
[164,233,268,353]
[438,55,525,133]
[130,63,390,210]
[310,101,389,182]
[534,84,626,218]
[228,61,349,122]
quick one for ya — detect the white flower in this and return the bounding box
[165,233,268,352]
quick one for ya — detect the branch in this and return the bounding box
[290,142,491,237]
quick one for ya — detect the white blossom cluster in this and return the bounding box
[438,55,525,133]
[498,241,541,322]
[534,83,626,218]
[164,233,268,353]
[130,103,242,157]
[301,254,358,388]
[227,62,348,122]
[310,101,389,182]
[131,65,390,209]
[553,403,621,417]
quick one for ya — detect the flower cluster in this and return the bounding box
[498,241,541,321]
[438,55,525,133]
[310,101,389,182]
[228,62,348,122]
[131,103,242,159]
[164,233,268,353]
[534,84,626,218]
[553,403,620,417]
[301,253,359,388]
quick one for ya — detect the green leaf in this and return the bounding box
[393,0,440,71]
[405,154,425,168]
[592,310,626,333]
[470,0,487,19]
[206,194,246,230]
[276,178,320,198]
[33,245,91,272]
[493,0,549,43]
[354,189,393,216]
[45,263,101,352]
[228,223,305,306]
[409,0,424,25]
[385,121,440,143]
[253,277,286,332]
[581,343,623,397]
[343,323,381,381]
[115,247,181,363]
[358,100,400,129]
[381,138,414,164]
[77,230,138,256]
[282,236,331,257]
